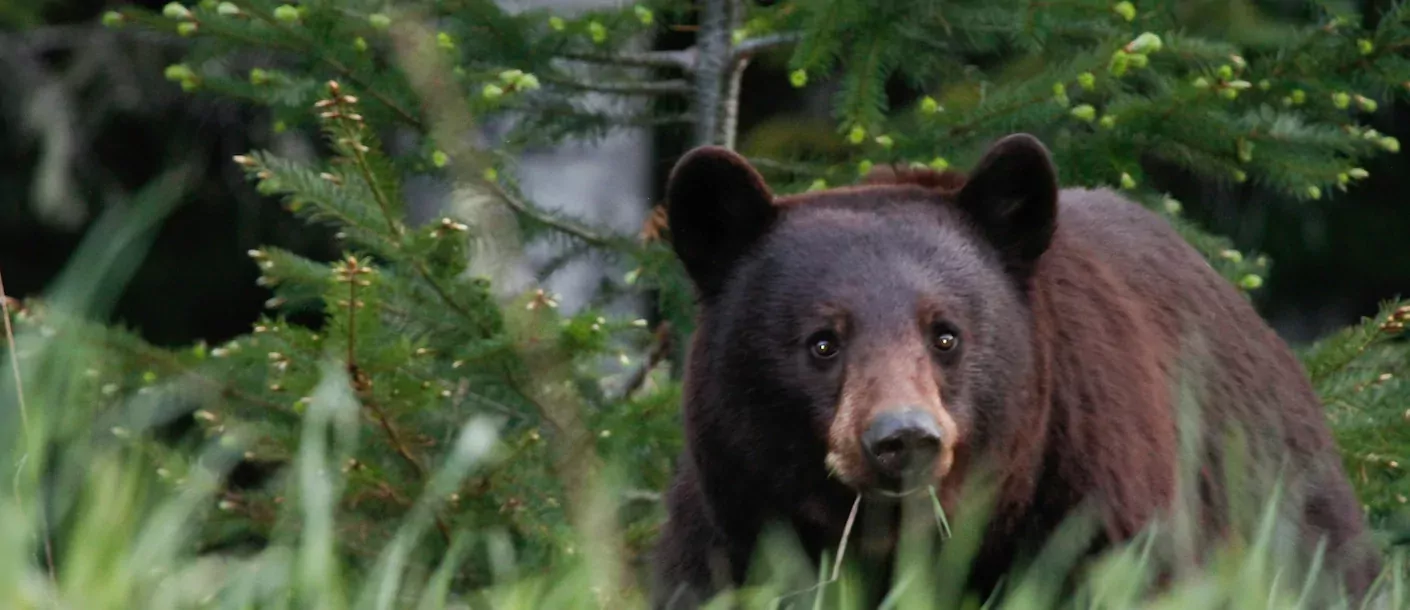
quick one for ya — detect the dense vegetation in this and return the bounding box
[1,0,1408,607]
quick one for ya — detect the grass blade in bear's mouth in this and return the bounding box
[872,487,924,499]
[868,476,929,500]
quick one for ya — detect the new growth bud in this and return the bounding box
[163,3,191,20]
[273,4,300,23]
[1125,32,1163,54]
[1113,1,1136,21]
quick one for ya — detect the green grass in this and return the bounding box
[2,307,1407,609]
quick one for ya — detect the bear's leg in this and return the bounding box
[651,468,741,609]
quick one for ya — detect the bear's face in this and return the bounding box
[727,203,1037,496]
[666,133,1059,500]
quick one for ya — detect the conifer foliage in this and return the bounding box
[3,0,1409,603]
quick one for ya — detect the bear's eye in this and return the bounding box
[808,331,841,360]
[933,330,959,352]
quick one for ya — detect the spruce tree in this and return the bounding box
[2,0,1408,605]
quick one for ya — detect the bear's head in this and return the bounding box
[666,133,1059,504]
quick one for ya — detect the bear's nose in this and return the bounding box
[862,409,942,483]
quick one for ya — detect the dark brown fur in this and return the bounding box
[651,135,1381,609]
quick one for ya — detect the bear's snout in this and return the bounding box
[862,409,942,492]
[822,348,962,495]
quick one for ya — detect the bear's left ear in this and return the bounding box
[665,146,779,300]
[954,133,1059,276]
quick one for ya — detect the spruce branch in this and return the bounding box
[553,30,798,78]
[321,82,404,239]
[615,321,672,403]
[946,92,1053,139]
[360,390,451,543]
[1303,300,1410,385]
[483,179,616,249]
[386,24,628,253]
[259,87,498,342]
[557,49,696,71]
[108,338,296,415]
[334,254,369,368]
[233,153,402,256]
[351,148,402,236]
[731,32,802,61]
[929,50,1113,142]
[4,309,294,448]
[312,82,503,337]
[721,53,749,150]
[622,489,663,503]
[380,23,618,535]
[557,28,801,133]
[604,112,697,127]
[747,156,832,175]
[173,19,304,57]
[336,254,452,544]
[226,0,423,129]
[542,74,692,96]
[411,260,497,336]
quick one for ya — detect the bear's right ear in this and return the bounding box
[665,146,778,299]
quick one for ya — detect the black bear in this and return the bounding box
[650,133,1382,608]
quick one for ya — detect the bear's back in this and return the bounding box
[1045,187,1378,596]
[1053,187,1223,306]
[1048,186,1348,510]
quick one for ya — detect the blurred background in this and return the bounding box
[3,0,1409,352]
